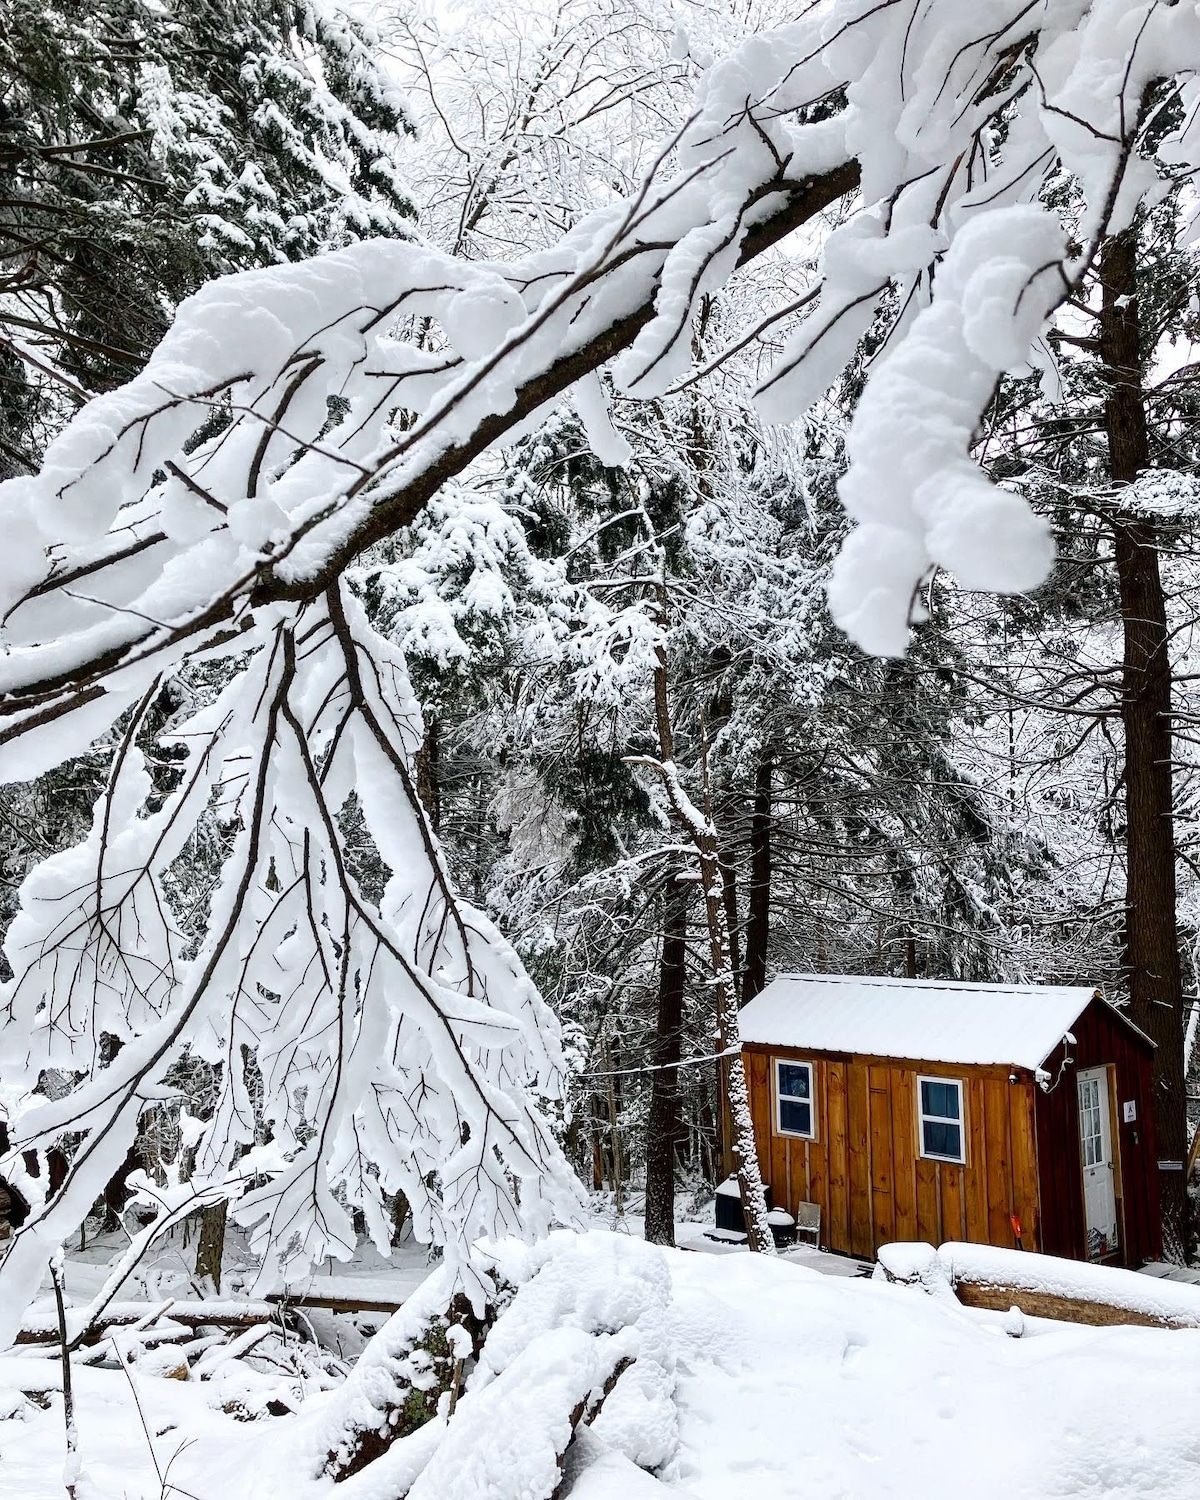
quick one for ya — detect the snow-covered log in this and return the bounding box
[878,1240,1200,1329]
[287,1233,675,1497]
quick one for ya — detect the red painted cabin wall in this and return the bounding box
[1034,996,1160,1267]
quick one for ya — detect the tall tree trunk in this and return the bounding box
[102,1141,141,1232]
[697,1092,719,1184]
[696,822,774,1254]
[601,1037,624,1214]
[1099,228,1188,1260]
[644,868,688,1245]
[743,757,772,1004]
[195,1199,228,1293]
[416,713,440,835]
[639,635,774,1254]
[720,851,741,1006]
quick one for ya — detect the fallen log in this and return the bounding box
[877,1241,1200,1331]
[952,1279,1179,1329]
[15,1298,285,1347]
[268,1292,403,1316]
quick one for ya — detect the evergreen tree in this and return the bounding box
[0,0,413,472]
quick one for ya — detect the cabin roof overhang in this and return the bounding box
[738,974,1155,1075]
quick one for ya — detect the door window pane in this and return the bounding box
[1079,1078,1103,1167]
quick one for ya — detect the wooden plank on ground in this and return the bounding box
[272,1293,403,1315]
[17,1299,285,1346]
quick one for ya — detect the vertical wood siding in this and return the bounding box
[746,1045,1041,1261]
[1034,997,1161,1267]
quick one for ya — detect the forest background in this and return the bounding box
[2,0,1200,1309]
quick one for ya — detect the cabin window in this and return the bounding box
[775,1060,815,1139]
[918,1076,965,1163]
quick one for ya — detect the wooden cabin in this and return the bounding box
[737,974,1161,1267]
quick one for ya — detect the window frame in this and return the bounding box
[917,1074,966,1165]
[774,1058,816,1141]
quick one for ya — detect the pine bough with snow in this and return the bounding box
[2,0,1200,1350]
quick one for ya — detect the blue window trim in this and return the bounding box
[774,1058,816,1140]
[917,1074,966,1164]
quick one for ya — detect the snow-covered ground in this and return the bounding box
[4,1229,1199,1498]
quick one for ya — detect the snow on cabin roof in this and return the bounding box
[738,973,1149,1072]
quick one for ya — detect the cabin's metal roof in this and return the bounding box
[738,973,1151,1071]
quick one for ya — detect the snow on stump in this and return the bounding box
[873,1243,962,1312]
[874,1242,944,1290]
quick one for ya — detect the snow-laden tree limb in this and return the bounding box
[0,584,584,1343]
[0,153,857,778]
[1,2,1197,773]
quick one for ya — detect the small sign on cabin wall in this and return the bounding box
[1122,1100,1137,1123]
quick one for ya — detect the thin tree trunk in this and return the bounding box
[471,769,486,904]
[50,1253,78,1499]
[644,867,688,1245]
[195,1199,229,1293]
[391,1189,410,1245]
[743,757,772,1004]
[416,713,440,835]
[1099,228,1187,1260]
[720,851,741,1006]
[602,1037,624,1215]
[591,1120,605,1191]
[637,631,774,1254]
[697,1092,719,1184]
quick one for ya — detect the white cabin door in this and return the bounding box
[1077,1067,1118,1260]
